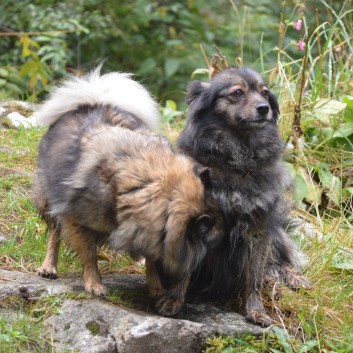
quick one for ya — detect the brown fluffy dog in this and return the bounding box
[33,68,222,316]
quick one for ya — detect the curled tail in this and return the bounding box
[36,65,160,130]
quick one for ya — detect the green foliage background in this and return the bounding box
[0,0,348,102]
[1,0,352,219]
[1,2,353,352]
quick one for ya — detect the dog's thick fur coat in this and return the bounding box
[178,67,311,326]
[34,68,222,316]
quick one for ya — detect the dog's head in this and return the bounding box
[187,67,279,129]
[163,166,223,278]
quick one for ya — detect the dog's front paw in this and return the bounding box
[37,265,58,279]
[245,310,272,327]
[149,286,166,299]
[155,296,183,316]
[85,281,107,296]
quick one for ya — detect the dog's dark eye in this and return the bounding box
[262,89,269,98]
[232,89,244,98]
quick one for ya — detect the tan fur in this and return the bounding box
[35,104,222,316]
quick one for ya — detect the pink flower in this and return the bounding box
[298,40,305,51]
[295,19,302,31]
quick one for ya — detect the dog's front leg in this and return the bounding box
[145,259,166,299]
[244,236,272,327]
[155,274,190,317]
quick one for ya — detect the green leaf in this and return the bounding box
[139,58,157,74]
[327,176,341,205]
[299,340,319,352]
[0,78,7,87]
[313,98,347,123]
[343,96,353,122]
[68,19,90,33]
[317,167,341,204]
[165,100,176,111]
[166,39,183,46]
[36,35,52,42]
[7,73,25,87]
[343,95,353,110]
[332,122,353,138]
[293,174,308,202]
[19,61,35,77]
[191,68,210,78]
[330,262,353,270]
[164,58,181,77]
[223,347,234,353]
[271,326,288,342]
[19,35,31,58]
[29,71,38,89]
[161,100,183,123]
[317,167,333,189]
[297,167,321,205]
[271,327,293,353]
[344,187,353,196]
[0,68,8,77]
[4,82,22,95]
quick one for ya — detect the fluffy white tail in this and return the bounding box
[36,65,160,130]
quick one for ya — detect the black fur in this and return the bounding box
[178,67,310,326]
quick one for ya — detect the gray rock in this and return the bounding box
[0,269,146,299]
[0,269,263,353]
[0,232,9,243]
[0,100,39,112]
[44,299,262,353]
[0,100,41,129]
[0,106,6,117]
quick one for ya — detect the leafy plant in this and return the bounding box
[0,67,26,97]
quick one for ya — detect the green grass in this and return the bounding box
[1,2,353,351]
[0,293,88,353]
[1,120,352,353]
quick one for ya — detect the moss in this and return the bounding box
[86,321,101,336]
[0,295,29,310]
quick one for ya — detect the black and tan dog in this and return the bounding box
[33,67,223,316]
[178,67,311,326]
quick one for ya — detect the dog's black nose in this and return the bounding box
[256,104,269,116]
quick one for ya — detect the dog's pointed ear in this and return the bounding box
[268,92,280,121]
[194,165,212,189]
[193,214,214,238]
[186,81,210,105]
[193,214,221,248]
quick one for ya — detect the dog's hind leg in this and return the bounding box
[282,265,312,290]
[37,226,61,279]
[34,181,61,279]
[267,229,312,292]
[62,218,106,296]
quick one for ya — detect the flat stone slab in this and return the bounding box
[0,269,263,353]
[0,269,146,298]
